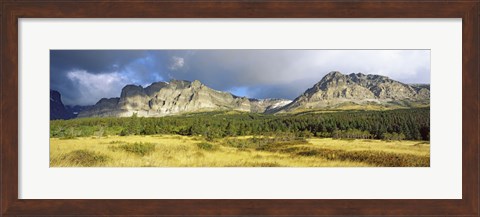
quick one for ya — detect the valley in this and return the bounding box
[50,108,430,167]
[50,71,430,167]
[51,71,430,119]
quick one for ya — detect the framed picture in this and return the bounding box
[1,1,478,216]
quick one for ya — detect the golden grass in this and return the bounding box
[308,138,430,156]
[50,135,429,167]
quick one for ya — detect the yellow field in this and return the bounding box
[50,135,430,167]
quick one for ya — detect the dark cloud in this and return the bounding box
[50,50,161,105]
[50,50,148,73]
[50,50,430,105]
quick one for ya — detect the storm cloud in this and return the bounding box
[50,50,430,106]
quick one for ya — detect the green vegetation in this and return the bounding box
[52,149,109,166]
[292,148,428,167]
[331,129,374,139]
[223,133,308,151]
[50,135,429,167]
[196,142,217,151]
[382,132,407,141]
[51,108,429,141]
[50,108,430,167]
[109,142,156,156]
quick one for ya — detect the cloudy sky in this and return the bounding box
[50,50,430,106]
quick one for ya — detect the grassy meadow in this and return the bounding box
[50,109,430,167]
[50,135,429,167]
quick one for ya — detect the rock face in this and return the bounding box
[77,72,429,118]
[78,97,121,117]
[250,98,293,114]
[279,71,430,112]
[50,90,74,120]
[65,105,94,118]
[78,80,292,118]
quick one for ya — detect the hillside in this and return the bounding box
[278,71,429,112]
[78,80,291,118]
[75,71,429,118]
[50,90,75,120]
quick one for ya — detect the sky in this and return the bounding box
[50,50,430,106]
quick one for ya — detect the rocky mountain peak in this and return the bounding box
[75,71,430,118]
[50,89,75,120]
[121,84,144,94]
[120,85,146,103]
[325,71,344,78]
[96,97,120,105]
[307,71,349,94]
[168,79,192,89]
[145,81,168,96]
[280,71,430,112]
[352,72,365,76]
[79,79,292,117]
[50,89,61,100]
[190,80,203,89]
[348,72,365,80]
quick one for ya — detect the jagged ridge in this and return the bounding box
[77,71,429,118]
[78,80,292,118]
[279,71,430,112]
[50,90,75,120]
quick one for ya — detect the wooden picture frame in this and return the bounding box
[1,1,478,216]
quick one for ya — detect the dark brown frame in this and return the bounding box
[1,0,479,216]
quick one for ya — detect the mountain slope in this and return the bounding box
[65,105,94,118]
[77,71,429,118]
[78,80,291,118]
[50,90,75,120]
[279,71,430,112]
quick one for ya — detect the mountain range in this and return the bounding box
[50,90,75,120]
[280,71,429,112]
[50,71,430,120]
[50,90,93,119]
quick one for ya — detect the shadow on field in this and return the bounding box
[53,150,109,167]
[222,137,430,167]
[290,147,429,167]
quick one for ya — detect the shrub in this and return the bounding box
[222,136,308,152]
[62,150,109,166]
[59,135,77,140]
[119,129,129,136]
[382,132,406,141]
[298,130,314,138]
[332,129,374,139]
[315,131,331,138]
[113,142,156,156]
[197,142,217,151]
[223,139,256,150]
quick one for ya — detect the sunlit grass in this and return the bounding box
[50,135,429,167]
[308,138,430,156]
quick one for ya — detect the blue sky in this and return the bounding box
[50,50,430,106]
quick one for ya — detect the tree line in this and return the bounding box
[50,108,430,141]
